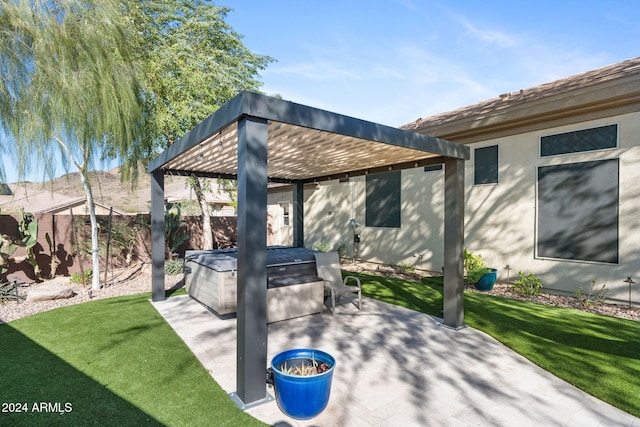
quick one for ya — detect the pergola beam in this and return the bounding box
[151,171,165,302]
[236,116,269,403]
[443,158,465,329]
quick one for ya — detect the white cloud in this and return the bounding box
[453,15,519,48]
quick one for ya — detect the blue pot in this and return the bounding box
[271,348,335,420]
[475,268,497,291]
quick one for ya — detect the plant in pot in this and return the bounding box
[270,348,335,420]
[467,266,498,291]
[464,249,497,291]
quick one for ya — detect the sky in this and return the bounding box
[2,0,639,183]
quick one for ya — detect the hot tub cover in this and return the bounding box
[185,246,318,272]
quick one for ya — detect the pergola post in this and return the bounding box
[151,170,165,302]
[443,157,465,328]
[236,116,269,405]
[292,181,304,247]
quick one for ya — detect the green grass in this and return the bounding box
[0,292,265,427]
[3,273,639,423]
[356,272,640,418]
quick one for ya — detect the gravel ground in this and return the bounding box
[2,261,638,324]
[0,263,184,324]
[341,262,640,322]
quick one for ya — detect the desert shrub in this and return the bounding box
[165,260,183,276]
[70,269,93,285]
[312,242,331,252]
[1,281,25,304]
[395,262,415,273]
[512,271,542,296]
[466,267,493,284]
[464,249,486,272]
[575,280,608,307]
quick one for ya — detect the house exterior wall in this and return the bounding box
[266,67,640,304]
[462,112,640,303]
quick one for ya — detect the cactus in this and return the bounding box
[0,234,18,275]
[18,208,41,279]
[45,232,58,279]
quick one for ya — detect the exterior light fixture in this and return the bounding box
[10,277,19,304]
[504,265,511,283]
[623,277,635,307]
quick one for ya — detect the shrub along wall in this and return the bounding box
[0,213,237,284]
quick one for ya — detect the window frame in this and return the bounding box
[539,123,618,158]
[473,144,499,186]
[535,158,620,265]
[365,171,402,228]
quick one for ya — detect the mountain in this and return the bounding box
[4,169,217,213]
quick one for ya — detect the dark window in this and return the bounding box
[365,171,401,228]
[536,159,619,264]
[474,145,498,185]
[540,124,617,157]
[282,204,290,226]
[423,164,443,172]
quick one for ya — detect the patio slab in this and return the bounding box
[151,295,640,426]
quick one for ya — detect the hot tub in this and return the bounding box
[184,246,324,322]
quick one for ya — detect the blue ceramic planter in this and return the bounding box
[271,348,335,420]
[474,268,497,291]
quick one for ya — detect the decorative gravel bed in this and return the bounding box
[1,263,184,324]
[3,260,638,324]
[341,261,640,322]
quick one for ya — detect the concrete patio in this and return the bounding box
[152,294,640,426]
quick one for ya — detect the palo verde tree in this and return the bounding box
[127,0,273,250]
[0,0,144,289]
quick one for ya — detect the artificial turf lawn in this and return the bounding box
[2,275,638,423]
[357,272,640,418]
[0,292,266,427]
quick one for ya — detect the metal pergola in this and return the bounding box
[147,91,470,406]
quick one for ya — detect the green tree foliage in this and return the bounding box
[127,0,273,249]
[0,0,144,289]
[127,0,274,148]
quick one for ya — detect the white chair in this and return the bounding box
[314,252,361,315]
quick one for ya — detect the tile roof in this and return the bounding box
[402,57,640,132]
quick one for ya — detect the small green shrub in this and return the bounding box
[312,242,332,252]
[512,270,542,296]
[464,249,486,272]
[395,262,415,273]
[466,267,493,284]
[165,260,183,275]
[70,269,93,284]
[575,280,608,307]
[335,242,347,257]
[1,281,25,304]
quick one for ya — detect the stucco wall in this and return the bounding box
[267,111,640,304]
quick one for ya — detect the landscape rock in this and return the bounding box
[26,284,75,302]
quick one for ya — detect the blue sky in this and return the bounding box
[225,0,638,127]
[3,0,638,183]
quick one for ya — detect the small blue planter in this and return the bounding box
[271,348,335,420]
[474,268,497,291]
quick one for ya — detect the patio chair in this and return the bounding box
[314,252,361,315]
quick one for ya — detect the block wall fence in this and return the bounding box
[0,213,236,284]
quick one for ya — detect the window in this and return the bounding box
[281,204,290,226]
[540,124,617,157]
[474,145,498,185]
[423,164,443,172]
[365,171,401,228]
[536,159,619,264]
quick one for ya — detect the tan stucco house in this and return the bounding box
[268,56,640,304]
